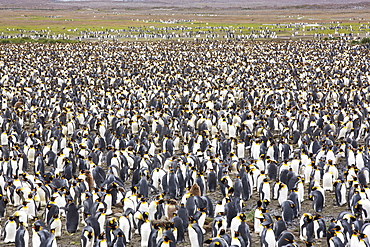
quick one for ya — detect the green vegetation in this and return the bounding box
[0,37,80,44]
[361,37,370,44]
[0,16,369,42]
[245,209,255,223]
[350,37,370,45]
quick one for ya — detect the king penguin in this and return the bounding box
[260,223,276,247]
[188,218,203,247]
[3,215,18,243]
[81,225,95,247]
[15,222,29,247]
[63,200,80,233]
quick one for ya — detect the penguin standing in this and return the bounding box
[277,183,288,206]
[157,235,174,247]
[225,198,238,228]
[3,215,18,243]
[300,213,314,241]
[309,189,324,212]
[334,180,347,206]
[188,218,203,247]
[138,212,152,247]
[281,200,295,224]
[254,200,268,233]
[177,203,189,231]
[31,219,48,247]
[323,172,334,191]
[277,231,297,247]
[15,222,29,247]
[259,178,271,202]
[273,216,287,240]
[63,200,81,233]
[207,169,217,192]
[118,214,132,243]
[106,217,119,247]
[260,223,276,247]
[171,213,185,243]
[313,214,326,239]
[113,231,126,247]
[212,213,227,237]
[237,215,252,247]
[0,193,8,217]
[81,225,95,247]
[49,214,62,238]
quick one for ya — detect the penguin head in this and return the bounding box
[142,212,149,220]
[189,217,197,224]
[305,241,314,247]
[97,232,106,240]
[153,223,161,230]
[163,235,172,243]
[274,215,282,221]
[239,213,246,221]
[117,231,125,238]
[263,222,273,228]
[32,223,43,232]
[108,217,118,225]
[204,239,213,244]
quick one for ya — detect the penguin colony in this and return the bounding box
[0,39,369,247]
